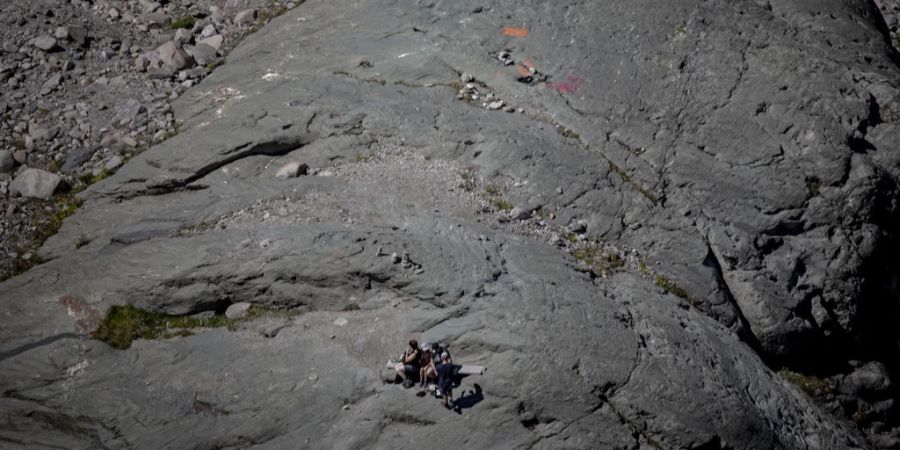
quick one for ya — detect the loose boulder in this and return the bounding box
[33,36,59,52]
[234,9,257,26]
[185,44,217,65]
[0,150,16,173]
[225,302,252,319]
[275,161,308,179]
[10,168,65,199]
[199,35,224,51]
[157,41,195,71]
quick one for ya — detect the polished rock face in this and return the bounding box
[2,0,898,448]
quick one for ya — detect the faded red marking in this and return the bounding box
[547,74,584,94]
[516,65,531,77]
[58,295,102,335]
[502,26,529,37]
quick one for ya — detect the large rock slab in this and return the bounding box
[2,0,899,448]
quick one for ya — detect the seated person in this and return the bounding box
[432,343,450,362]
[393,339,420,387]
[419,347,437,387]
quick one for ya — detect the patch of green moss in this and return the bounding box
[205,59,225,71]
[459,171,477,192]
[489,197,513,212]
[558,126,580,140]
[176,219,220,237]
[246,305,300,320]
[93,305,234,349]
[46,159,62,173]
[654,275,691,302]
[607,161,659,206]
[170,15,196,30]
[0,258,42,283]
[259,5,289,23]
[638,260,651,276]
[394,80,423,88]
[481,185,513,212]
[0,194,83,282]
[77,168,114,189]
[573,244,625,275]
[805,176,821,197]
[29,195,82,255]
[778,368,834,398]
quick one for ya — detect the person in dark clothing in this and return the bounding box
[393,339,421,388]
[435,353,460,409]
[432,343,450,362]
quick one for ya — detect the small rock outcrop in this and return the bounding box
[275,161,308,179]
[10,168,65,199]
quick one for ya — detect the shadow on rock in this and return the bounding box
[454,383,484,413]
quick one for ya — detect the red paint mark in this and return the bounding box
[58,295,102,334]
[547,74,584,94]
[502,26,529,37]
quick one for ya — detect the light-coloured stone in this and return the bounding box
[173,28,193,44]
[33,36,58,51]
[157,41,195,71]
[185,44,217,65]
[199,34,224,51]
[55,27,70,40]
[275,161,309,179]
[106,155,124,171]
[200,24,218,38]
[225,302,252,319]
[234,9,257,26]
[10,168,64,199]
[509,207,530,220]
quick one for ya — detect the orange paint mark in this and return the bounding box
[502,26,529,37]
[516,65,531,77]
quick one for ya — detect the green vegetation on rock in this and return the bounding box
[93,304,300,349]
[778,368,834,397]
[93,304,234,349]
[0,195,82,282]
[654,275,692,302]
[572,243,625,275]
[78,168,113,187]
[483,185,513,211]
[170,15,196,30]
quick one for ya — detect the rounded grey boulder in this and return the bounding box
[10,168,64,199]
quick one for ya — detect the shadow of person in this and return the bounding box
[453,383,484,413]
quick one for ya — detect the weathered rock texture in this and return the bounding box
[1,0,899,448]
